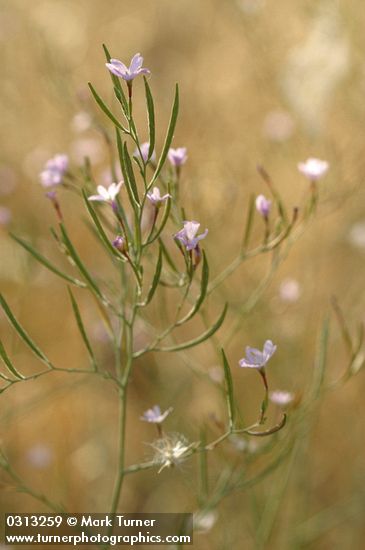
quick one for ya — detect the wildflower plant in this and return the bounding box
[0,46,364,546]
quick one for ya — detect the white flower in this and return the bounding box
[269,390,294,406]
[193,510,218,533]
[279,278,301,303]
[297,158,329,181]
[88,182,122,203]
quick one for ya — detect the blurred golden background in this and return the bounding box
[1,0,365,548]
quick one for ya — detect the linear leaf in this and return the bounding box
[0,340,24,379]
[82,191,124,260]
[123,142,140,204]
[154,303,227,352]
[59,224,103,300]
[68,289,97,371]
[158,237,179,274]
[113,86,129,118]
[311,317,330,400]
[144,77,155,160]
[116,129,139,210]
[88,83,127,132]
[149,84,179,187]
[221,349,235,428]
[0,295,53,369]
[143,245,162,306]
[10,233,86,288]
[177,251,209,325]
[241,194,256,252]
[102,44,129,115]
[146,196,172,245]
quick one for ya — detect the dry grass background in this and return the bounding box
[1,0,365,548]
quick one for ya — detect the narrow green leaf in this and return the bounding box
[116,129,139,210]
[177,251,209,325]
[0,295,53,369]
[158,237,179,274]
[82,191,123,260]
[154,303,228,352]
[59,224,103,300]
[0,340,24,379]
[146,196,172,245]
[123,142,140,204]
[143,245,163,306]
[68,289,98,371]
[199,429,209,501]
[221,349,235,428]
[144,77,155,160]
[113,86,129,118]
[10,233,86,288]
[102,45,128,107]
[149,84,179,187]
[311,317,330,400]
[241,194,256,252]
[88,83,127,132]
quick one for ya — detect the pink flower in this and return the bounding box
[168,147,188,167]
[140,405,173,424]
[0,206,11,226]
[39,154,69,188]
[255,194,271,218]
[134,142,156,163]
[239,340,277,370]
[297,158,329,181]
[106,53,150,82]
[147,187,171,207]
[175,221,208,251]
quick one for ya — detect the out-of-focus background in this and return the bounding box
[1,0,365,548]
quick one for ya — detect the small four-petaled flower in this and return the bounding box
[140,405,172,424]
[297,158,329,181]
[147,187,171,207]
[39,154,69,188]
[174,221,208,251]
[168,147,188,167]
[239,340,277,370]
[134,142,156,163]
[88,182,122,203]
[106,53,150,82]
